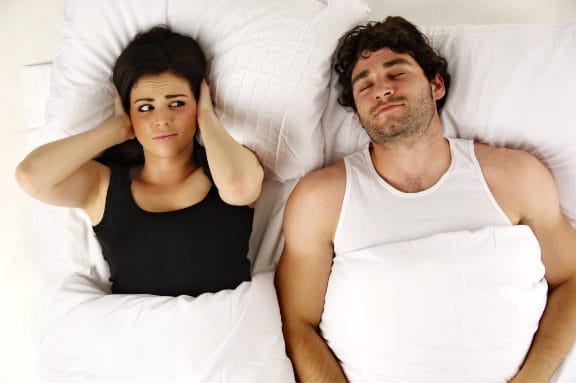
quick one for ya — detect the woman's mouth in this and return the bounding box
[153,133,178,141]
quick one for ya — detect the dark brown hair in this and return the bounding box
[97,26,208,171]
[335,16,450,111]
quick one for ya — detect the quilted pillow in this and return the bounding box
[44,0,370,181]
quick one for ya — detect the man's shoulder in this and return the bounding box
[286,160,346,212]
[473,142,557,220]
[473,142,543,174]
[298,160,346,191]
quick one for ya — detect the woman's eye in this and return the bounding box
[170,100,185,108]
[392,73,405,79]
[138,104,154,112]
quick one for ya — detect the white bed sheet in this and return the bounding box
[39,270,294,383]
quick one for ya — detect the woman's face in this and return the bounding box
[129,71,198,160]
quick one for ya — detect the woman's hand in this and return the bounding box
[196,79,216,126]
[194,79,263,206]
[112,96,135,142]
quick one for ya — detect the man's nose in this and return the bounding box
[374,79,394,100]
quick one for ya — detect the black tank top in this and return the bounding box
[93,166,253,297]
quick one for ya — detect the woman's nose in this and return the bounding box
[153,111,170,128]
[155,119,169,128]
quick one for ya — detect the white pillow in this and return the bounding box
[43,0,167,144]
[321,23,576,220]
[44,0,370,181]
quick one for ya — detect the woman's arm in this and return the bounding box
[15,100,133,211]
[196,80,263,206]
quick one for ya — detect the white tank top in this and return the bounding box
[333,138,512,255]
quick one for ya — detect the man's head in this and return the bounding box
[335,16,450,112]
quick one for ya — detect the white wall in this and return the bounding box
[0,1,64,382]
[366,0,576,25]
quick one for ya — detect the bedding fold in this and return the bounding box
[38,270,295,383]
[320,225,547,383]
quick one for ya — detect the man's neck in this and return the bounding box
[369,129,451,193]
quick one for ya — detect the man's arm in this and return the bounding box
[477,145,576,382]
[275,163,348,382]
[511,154,576,382]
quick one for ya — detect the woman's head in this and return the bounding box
[113,25,206,116]
[335,16,450,112]
[98,26,208,169]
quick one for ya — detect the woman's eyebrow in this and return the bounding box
[165,94,189,99]
[133,94,189,104]
[133,97,154,104]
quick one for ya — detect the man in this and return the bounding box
[275,16,576,382]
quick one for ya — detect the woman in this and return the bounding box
[16,26,264,297]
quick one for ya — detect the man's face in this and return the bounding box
[351,48,442,146]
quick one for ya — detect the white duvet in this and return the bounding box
[38,270,295,383]
[320,225,548,383]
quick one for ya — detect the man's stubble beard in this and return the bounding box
[361,87,436,147]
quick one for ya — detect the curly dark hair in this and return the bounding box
[335,16,450,112]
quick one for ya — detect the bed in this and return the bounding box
[8,0,576,382]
